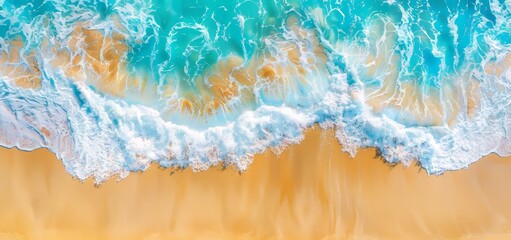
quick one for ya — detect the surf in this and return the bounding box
[0,0,510,182]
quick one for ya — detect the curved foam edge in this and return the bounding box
[1,63,511,183]
[1,0,511,183]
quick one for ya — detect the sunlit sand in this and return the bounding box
[1,128,511,239]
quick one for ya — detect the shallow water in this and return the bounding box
[0,0,511,181]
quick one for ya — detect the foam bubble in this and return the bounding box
[1,0,511,182]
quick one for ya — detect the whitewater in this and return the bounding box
[0,0,510,182]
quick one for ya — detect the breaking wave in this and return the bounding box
[1,0,510,182]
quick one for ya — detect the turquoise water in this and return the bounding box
[0,0,511,182]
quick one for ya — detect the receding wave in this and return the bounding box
[0,0,510,182]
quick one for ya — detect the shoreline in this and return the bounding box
[1,128,511,239]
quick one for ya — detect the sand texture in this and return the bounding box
[1,129,511,239]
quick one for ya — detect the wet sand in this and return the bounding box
[1,128,511,239]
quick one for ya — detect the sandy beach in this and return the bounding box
[1,128,511,239]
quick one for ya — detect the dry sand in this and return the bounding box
[1,128,511,239]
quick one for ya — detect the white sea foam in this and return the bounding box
[1,0,511,183]
[1,53,510,183]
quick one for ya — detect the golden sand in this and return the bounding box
[0,38,41,89]
[1,128,511,240]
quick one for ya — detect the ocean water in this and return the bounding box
[0,0,510,182]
